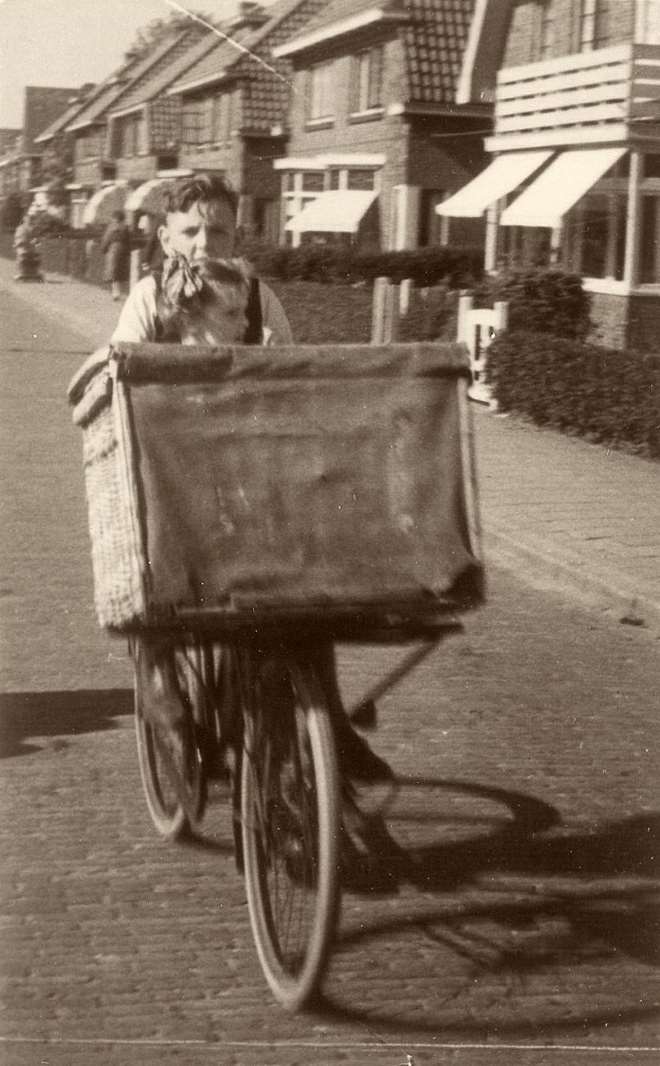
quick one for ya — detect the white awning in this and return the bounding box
[125,178,175,215]
[436,150,553,217]
[82,183,127,226]
[500,147,627,228]
[285,190,378,234]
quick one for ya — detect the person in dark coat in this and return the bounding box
[101,209,130,300]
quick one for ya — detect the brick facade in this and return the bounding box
[587,290,660,351]
[503,0,636,67]
[283,22,489,250]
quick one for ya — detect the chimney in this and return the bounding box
[232,2,268,29]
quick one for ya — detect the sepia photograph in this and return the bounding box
[0,0,659,1063]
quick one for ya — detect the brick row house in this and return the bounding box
[272,0,489,249]
[62,26,221,227]
[0,87,76,207]
[167,0,326,242]
[439,0,660,347]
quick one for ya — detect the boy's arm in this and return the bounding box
[259,282,293,345]
[111,275,159,344]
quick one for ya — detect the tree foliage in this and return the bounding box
[124,9,212,60]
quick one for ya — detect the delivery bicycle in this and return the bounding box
[68,339,483,1011]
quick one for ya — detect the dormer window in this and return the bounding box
[353,46,384,113]
[308,61,335,121]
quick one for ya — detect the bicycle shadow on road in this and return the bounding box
[0,688,132,757]
[320,776,660,1038]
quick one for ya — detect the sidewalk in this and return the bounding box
[2,257,659,633]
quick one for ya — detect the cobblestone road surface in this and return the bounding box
[1,290,659,1066]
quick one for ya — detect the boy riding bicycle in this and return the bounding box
[110,173,392,785]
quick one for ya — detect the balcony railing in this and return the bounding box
[487,43,660,151]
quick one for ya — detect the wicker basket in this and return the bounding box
[70,357,146,629]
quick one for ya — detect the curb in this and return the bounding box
[485,526,660,635]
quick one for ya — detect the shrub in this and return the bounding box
[243,242,483,288]
[486,330,660,458]
[477,268,591,340]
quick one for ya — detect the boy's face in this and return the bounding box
[159,198,236,265]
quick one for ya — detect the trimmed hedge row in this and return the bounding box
[477,268,591,340]
[486,330,660,458]
[242,242,483,287]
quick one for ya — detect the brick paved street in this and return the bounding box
[0,283,659,1065]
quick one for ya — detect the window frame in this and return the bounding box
[579,0,611,52]
[352,45,384,114]
[307,60,335,122]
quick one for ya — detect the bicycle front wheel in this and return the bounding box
[241,656,341,1011]
[133,638,207,841]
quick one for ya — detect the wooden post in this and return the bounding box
[457,290,473,346]
[494,300,509,334]
[624,149,642,288]
[399,277,412,317]
[383,281,399,343]
[485,201,500,273]
[371,276,389,344]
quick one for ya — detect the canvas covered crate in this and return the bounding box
[68,342,484,633]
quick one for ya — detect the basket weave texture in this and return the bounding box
[78,374,145,629]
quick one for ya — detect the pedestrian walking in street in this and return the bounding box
[101,209,130,301]
[13,213,43,282]
[110,172,390,786]
[136,211,162,276]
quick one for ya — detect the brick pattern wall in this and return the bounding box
[72,158,105,188]
[115,155,160,183]
[587,291,630,350]
[503,0,635,67]
[179,141,241,190]
[628,293,660,352]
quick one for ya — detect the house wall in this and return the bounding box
[115,155,161,183]
[285,30,487,248]
[503,0,635,66]
[179,139,240,187]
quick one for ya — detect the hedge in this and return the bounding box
[477,268,591,340]
[486,330,660,458]
[242,241,483,288]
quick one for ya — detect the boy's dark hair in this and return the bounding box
[163,173,238,218]
[111,209,125,222]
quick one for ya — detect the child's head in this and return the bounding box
[159,174,238,266]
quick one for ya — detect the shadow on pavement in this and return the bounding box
[320,776,660,1037]
[0,688,132,757]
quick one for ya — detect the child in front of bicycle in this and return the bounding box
[110,172,392,785]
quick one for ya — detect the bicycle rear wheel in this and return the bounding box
[241,655,341,1011]
[133,638,207,841]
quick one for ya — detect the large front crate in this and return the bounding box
[69,342,484,633]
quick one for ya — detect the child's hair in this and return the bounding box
[111,209,125,222]
[162,173,238,218]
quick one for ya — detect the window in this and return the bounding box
[346,169,374,191]
[301,170,324,192]
[308,61,334,121]
[119,115,145,157]
[579,0,611,51]
[211,93,233,143]
[182,101,202,145]
[539,1,555,58]
[353,46,384,112]
[640,196,660,283]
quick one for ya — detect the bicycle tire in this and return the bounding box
[241,656,341,1011]
[133,638,206,841]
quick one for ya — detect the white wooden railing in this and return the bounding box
[487,43,660,151]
